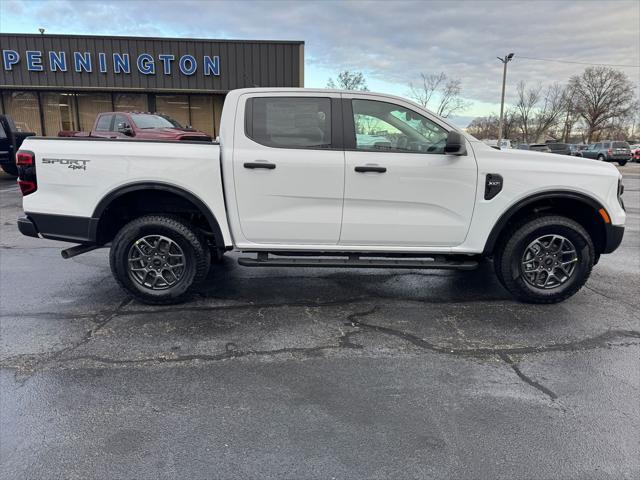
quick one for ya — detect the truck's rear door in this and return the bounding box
[232,92,344,245]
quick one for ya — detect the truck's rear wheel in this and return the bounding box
[494,215,594,303]
[1,163,18,177]
[110,215,210,304]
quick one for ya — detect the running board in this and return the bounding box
[238,253,479,270]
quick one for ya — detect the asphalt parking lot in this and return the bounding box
[1,164,639,480]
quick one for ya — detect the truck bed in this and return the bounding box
[20,136,230,243]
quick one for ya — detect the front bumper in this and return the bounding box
[603,224,624,254]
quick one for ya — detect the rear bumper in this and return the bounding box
[17,216,39,238]
[603,224,625,254]
[18,213,95,243]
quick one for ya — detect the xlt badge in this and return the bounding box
[484,174,503,200]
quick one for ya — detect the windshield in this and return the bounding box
[130,113,181,129]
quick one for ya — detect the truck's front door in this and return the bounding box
[233,93,344,245]
[340,96,477,247]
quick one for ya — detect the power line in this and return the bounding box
[516,55,640,68]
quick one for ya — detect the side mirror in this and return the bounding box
[117,122,133,136]
[444,131,466,155]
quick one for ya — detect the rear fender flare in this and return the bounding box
[90,182,225,248]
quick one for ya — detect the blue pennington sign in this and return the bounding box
[1,50,221,76]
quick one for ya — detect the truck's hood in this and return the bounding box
[138,128,208,138]
[472,141,620,179]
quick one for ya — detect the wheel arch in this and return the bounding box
[90,182,225,248]
[483,190,609,256]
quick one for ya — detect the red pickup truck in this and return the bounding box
[62,112,212,141]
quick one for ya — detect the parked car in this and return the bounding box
[518,144,552,153]
[64,112,212,142]
[16,88,625,305]
[629,144,640,162]
[0,114,35,176]
[546,143,572,156]
[580,141,631,166]
[569,144,589,156]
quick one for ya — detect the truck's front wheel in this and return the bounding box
[110,215,210,304]
[494,215,594,303]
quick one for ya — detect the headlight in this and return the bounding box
[618,178,625,210]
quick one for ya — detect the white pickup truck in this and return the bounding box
[16,88,626,304]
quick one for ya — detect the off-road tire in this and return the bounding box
[1,163,18,177]
[494,215,594,303]
[110,215,210,305]
[597,155,606,161]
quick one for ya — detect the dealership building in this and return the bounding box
[0,33,304,137]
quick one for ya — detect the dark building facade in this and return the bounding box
[0,33,304,136]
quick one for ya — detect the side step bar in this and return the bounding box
[238,252,479,270]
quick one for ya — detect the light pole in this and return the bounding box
[497,53,514,147]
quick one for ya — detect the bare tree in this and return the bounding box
[466,114,499,140]
[408,72,471,118]
[515,82,566,142]
[532,83,566,141]
[327,71,368,91]
[559,85,581,142]
[466,109,518,142]
[515,81,541,143]
[502,108,520,142]
[568,67,636,142]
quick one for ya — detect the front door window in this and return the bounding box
[352,99,448,154]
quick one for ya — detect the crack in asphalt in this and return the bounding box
[498,352,558,401]
[348,312,640,357]
[8,297,134,376]
[583,285,640,311]
[6,305,638,376]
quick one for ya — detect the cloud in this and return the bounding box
[2,0,638,113]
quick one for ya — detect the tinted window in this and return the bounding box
[548,143,567,150]
[0,122,6,139]
[352,99,448,154]
[613,141,629,148]
[247,97,331,148]
[594,143,602,149]
[95,114,112,131]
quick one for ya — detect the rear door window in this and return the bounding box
[95,114,113,131]
[246,97,332,149]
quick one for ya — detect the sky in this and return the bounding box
[1,0,639,127]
